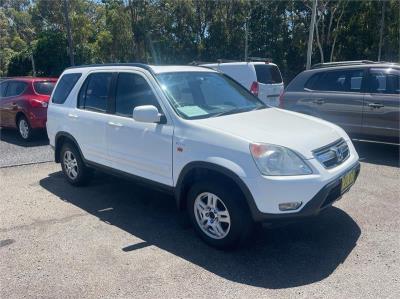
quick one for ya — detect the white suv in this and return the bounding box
[47,64,360,249]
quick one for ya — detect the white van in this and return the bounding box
[201,61,284,106]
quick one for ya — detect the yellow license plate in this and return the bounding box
[341,169,356,193]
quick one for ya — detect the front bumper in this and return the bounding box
[245,162,360,222]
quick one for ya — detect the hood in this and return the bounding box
[195,108,343,159]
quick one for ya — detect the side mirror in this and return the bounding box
[132,105,162,123]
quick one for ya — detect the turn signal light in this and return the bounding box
[279,202,302,211]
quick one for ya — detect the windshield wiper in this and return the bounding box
[213,106,261,117]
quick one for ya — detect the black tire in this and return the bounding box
[60,142,92,186]
[187,180,254,249]
[17,115,33,141]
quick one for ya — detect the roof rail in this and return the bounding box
[65,63,154,74]
[311,60,376,69]
[191,57,273,65]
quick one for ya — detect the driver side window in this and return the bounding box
[115,73,161,117]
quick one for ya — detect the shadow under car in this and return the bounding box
[39,170,361,289]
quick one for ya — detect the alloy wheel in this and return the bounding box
[194,192,231,239]
[63,150,79,180]
[19,119,29,139]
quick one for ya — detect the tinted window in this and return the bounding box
[34,81,56,95]
[52,73,81,104]
[368,68,400,95]
[157,72,265,120]
[5,81,27,97]
[78,72,112,112]
[254,65,283,84]
[115,73,160,117]
[0,82,7,97]
[306,69,364,92]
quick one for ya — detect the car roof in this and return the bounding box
[149,65,217,74]
[202,62,278,67]
[310,62,399,71]
[64,63,217,75]
[1,77,58,83]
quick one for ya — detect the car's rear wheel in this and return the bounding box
[187,181,253,249]
[17,115,32,141]
[60,142,92,186]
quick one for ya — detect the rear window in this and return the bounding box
[254,65,283,84]
[52,73,81,104]
[33,81,56,95]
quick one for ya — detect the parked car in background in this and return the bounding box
[47,63,359,249]
[281,61,400,143]
[201,60,284,107]
[0,77,57,140]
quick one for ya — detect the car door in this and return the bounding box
[1,81,27,127]
[74,71,114,167]
[304,68,365,135]
[362,67,400,141]
[106,71,173,186]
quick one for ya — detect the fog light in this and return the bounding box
[279,201,302,211]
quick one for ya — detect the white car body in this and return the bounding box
[201,62,284,107]
[47,64,359,233]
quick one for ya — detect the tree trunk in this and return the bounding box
[127,0,136,61]
[62,0,75,66]
[378,0,386,61]
[306,0,318,69]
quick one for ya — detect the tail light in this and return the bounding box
[279,90,285,108]
[30,99,48,108]
[250,81,259,97]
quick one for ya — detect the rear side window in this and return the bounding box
[5,81,27,97]
[34,81,56,95]
[305,69,364,92]
[0,82,7,97]
[368,68,400,95]
[52,73,81,104]
[254,65,283,84]
[78,72,113,112]
[115,73,160,117]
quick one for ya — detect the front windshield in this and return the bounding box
[156,72,266,119]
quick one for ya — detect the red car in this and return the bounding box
[0,77,57,140]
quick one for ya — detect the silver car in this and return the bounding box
[281,61,399,143]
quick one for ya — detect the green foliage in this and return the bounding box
[33,31,69,76]
[7,51,32,76]
[1,0,399,81]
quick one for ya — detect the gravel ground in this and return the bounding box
[0,129,52,167]
[0,136,399,298]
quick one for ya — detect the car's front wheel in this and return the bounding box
[60,142,92,186]
[187,181,253,249]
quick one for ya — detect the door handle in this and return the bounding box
[68,113,79,118]
[312,99,325,105]
[368,103,384,109]
[107,121,123,127]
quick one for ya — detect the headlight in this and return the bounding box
[250,143,312,176]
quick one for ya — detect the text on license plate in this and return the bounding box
[341,169,356,193]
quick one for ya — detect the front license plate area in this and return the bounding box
[341,169,356,193]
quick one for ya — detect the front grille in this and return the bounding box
[313,138,350,169]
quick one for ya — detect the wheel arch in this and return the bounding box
[15,111,28,126]
[54,132,84,163]
[174,161,258,220]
